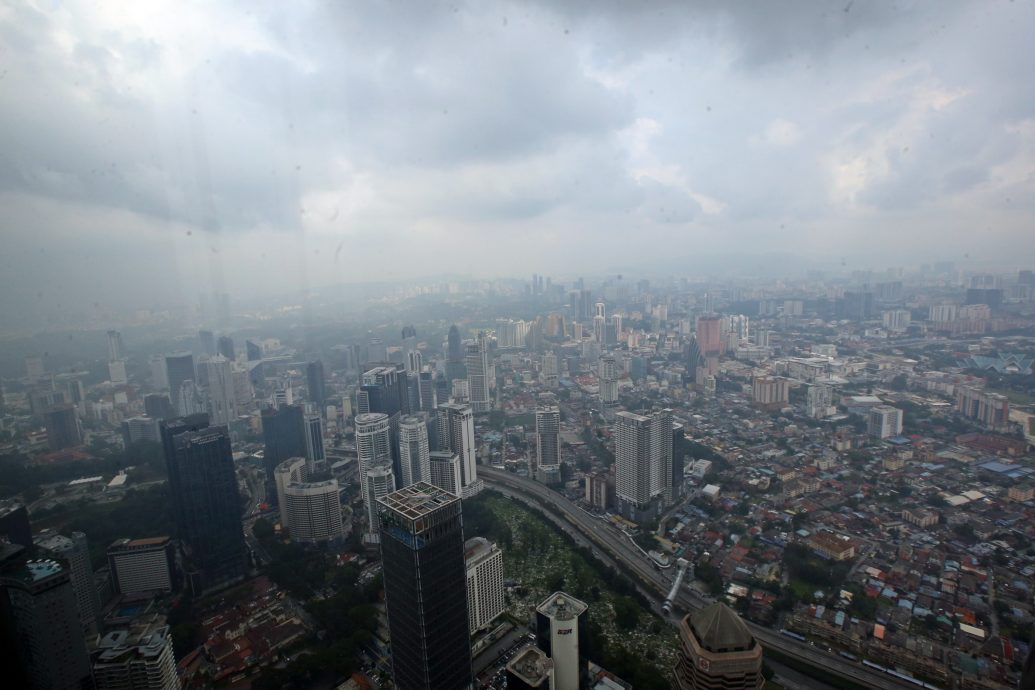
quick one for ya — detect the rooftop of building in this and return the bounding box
[507,646,552,686]
[464,537,498,564]
[109,536,171,551]
[378,481,459,519]
[537,591,588,620]
[687,602,756,654]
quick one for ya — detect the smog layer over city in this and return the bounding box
[1,2,1034,690]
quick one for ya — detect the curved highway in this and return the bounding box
[478,466,929,690]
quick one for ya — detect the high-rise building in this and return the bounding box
[429,451,463,495]
[164,353,196,415]
[446,325,466,382]
[107,537,177,595]
[751,376,789,409]
[261,404,307,506]
[598,355,619,407]
[356,412,395,539]
[217,335,235,361]
[674,602,764,690]
[107,330,124,361]
[398,415,431,487]
[160,416,248,593]
[695,315,723,357]
[274,457,308,514]
[378,483,472,690]
[805,384,834,419]
[535,592,587,690]
[541,353,559,388]
[465,537,504,633]
[0,555,94,690]
[0,502,32,548]
[92,623,179,690]
[465,332,491,413]
[205,356,238,426]
[306,360,326,410]
[868,405,903,439]
[122,415,161,446]
[144,393,174,421]
[36,530,100,634]
[614,409,674,518]
[956,386,1010,430]
[534,405,561,478]
[303,413,326,475]
[684,336,703,382]
[44,404,82,450]
[418,370,438,412]
[592,314,605,344]
[246,340,263,361]
[437,403,480,497]
[198,329,216,356]
[283,479,344,543]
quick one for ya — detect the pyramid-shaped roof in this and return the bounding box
[689,602,756,653]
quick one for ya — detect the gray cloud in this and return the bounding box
[0,0,1033,327]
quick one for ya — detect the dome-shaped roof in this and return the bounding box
[689,602,756,653]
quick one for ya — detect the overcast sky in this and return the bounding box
[1,0,1033,323]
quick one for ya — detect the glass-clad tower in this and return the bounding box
[378,483,472,690]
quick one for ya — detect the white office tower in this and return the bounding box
[204,356,238,426]
[429,450,463,495]
[536,592,588,690]
[868,405,903,439]
[882,309,912,332]
[611,314,622,340]
[406,349,423,374]
[465,332,492,413]
[595,302,605,319]
[303,413,326,475]
[615,409,674,517]
[592,315,605,343]
[364,465,395,542]
[355,412,395,539]
[572,322,583,341]
[465,537,505,632]
[598,355,619,407]
[107,537,175,595]
[534,405,561,478]
[108,359,128,385]
[283,479,344,543]
[542,353,559,388]
[450,378,470,404]
[36,530,100,634]
[398,414,431,487]
[273,387,293,408]
[92,624,179,690]
[806,384,835,419]
[437,402,482,497]
[274,457,309,515]
[177,381,204,416]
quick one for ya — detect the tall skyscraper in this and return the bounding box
[465,332,491,413]
[217,335,235,361]
[446,324,465,382]
[36,530,100,634]
[465,537,504,632]
[92,622,179,690]
[429,450,463,495]
[1,553,94,690]
[598,355,618,407]
[205,356,238,426]
[695,315,723,357]
[44,404,82,450]
[246,340,263,361]
[398,415,431,487]
[161,416,248,593]
[282,479,344,543]
[261,404,307,505]
[306,360,326,410]
[107,329,124,361]
[541,353,558,388]
[592,314,605,344]
[378,483,472,690]
[534,405,560,478]
[535,592,587,690]
[107,537,176,595]
[303,413,326,475]
[164,352,196,415]
[674,603,764,690]
[614,408,674,518]
[418,370,437,412]
[437,403,480,497]
[356,412,396,540]
[198,329,216,356]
